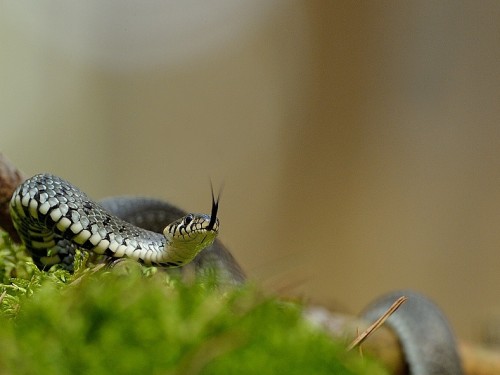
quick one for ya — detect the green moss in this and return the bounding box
[0,231,388,375]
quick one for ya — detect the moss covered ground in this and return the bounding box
[0,231,387,375]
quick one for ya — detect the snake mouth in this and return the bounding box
[206,184,220,231]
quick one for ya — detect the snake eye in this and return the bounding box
[184,214,193,225]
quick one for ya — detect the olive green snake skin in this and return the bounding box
[7,173,463,375]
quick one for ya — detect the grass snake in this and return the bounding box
[9,173,244,284]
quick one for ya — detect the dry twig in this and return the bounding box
[347,296,408,351]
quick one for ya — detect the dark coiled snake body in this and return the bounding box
[8,173,463,375]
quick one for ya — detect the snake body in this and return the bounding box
[10,173,220,270]
[6,172,463,374]
[362,290,464,375]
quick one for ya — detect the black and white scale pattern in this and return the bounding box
[9,173,218,269]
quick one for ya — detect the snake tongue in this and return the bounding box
[207,184,220,231]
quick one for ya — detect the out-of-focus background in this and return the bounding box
[1,1,500,342]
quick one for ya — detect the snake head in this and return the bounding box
[162,213,219,265]
[163,187,220,240]
[163,213,219,239]
[161,186,220,265]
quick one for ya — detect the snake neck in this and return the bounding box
[163,231,218,267]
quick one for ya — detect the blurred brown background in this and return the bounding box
[1,1,500,342]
